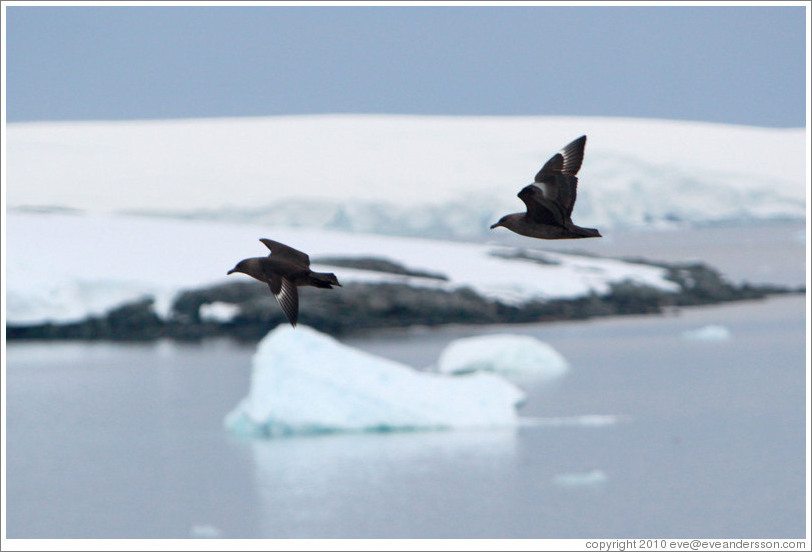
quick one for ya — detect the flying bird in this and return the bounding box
[227,239,341,327]
[490,135,601,239]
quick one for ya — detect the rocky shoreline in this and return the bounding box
[7,255,803,343]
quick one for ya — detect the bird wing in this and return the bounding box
[558,135,587,176]
[260,239,310,267]
[534,152,564,182]
[518,183,568,227]
[268,276,299,327]
[532,135,586,219]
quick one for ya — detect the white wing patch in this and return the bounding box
[532,181,557,201]
[274,277,300,327]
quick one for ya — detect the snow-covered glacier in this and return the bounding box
[7,115,805,238]
[224,325,525,437]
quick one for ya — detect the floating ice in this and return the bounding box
[437,334,569,385]
[189,525,223,539]
[681,324,732,341]
[521,414,627,428]
[225,325,525,437]
[552,469,608,487]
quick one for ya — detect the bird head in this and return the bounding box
[227,259,249,276]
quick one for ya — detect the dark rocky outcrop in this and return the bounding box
[7,258,803,342]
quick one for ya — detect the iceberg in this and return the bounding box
[225,325,525,437]
[437,334,569,385]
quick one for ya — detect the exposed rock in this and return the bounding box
[6,258,803,342]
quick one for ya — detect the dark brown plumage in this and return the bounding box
[490,135,601,240]
[227,239,341,327]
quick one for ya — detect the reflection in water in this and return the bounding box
[248,428,518,538]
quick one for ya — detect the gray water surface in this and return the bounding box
[6,295,806,539]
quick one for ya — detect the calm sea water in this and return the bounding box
[5,294,806,539]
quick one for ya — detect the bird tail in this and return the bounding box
[309,271,342,288]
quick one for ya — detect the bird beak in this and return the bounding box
[490,222,500,229]
[227,269,236,275]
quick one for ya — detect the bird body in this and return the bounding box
[491,135,601,240]
[490,212,600,239]
[228,239,340,327]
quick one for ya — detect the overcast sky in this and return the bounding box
[4,4,808,127]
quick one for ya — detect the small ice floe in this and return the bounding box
[521,414,628,428]
[436,333,569,386]
[552,469,608,488]
[189,524,223,538]
[681,324,732,342]
[225,325,525,437]
[199,301,240,323]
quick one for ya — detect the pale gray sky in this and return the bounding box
[5,4,808,127]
